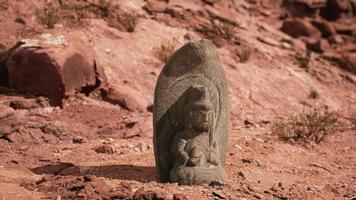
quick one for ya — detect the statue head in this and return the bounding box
[183,86,214,133]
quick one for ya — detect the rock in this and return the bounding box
[322,51,350,71]
[153,40,229,185]
[320,0,352,20]
[146,104,154,113]
[332,22,356,36]
[143,1,167,14]
[94,145,114,154]
[9,98,40,110]
[0,0,9,11]
[101,85,146,113]
[352,0,356,15]
[0,105,14,120]
[173,193,188,200]
[41,121,68,137]
[328,35,344,44]
[257,36,280,47]
[0,41,25,87]
[6,34,98,106]
[343,53,356,74]
[212,191,227,199]
[72,136,86,144]
[132,189,169,200]
[306,39,330,53]
[237,171,246,179]
[14,17,26,25]
[311,19,336,38]
[282,0,327,17]
[203,0,220,5]
[280,18,321,38]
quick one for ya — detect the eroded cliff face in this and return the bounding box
[0,0,355,199]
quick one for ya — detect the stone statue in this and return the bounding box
[153,39,229,185]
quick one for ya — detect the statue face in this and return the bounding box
[187,106,213,132]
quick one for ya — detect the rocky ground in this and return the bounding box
[0,0,355,199]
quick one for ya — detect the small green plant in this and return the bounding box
[296,50,311,69]
[35,3,61,29]
[198,21,236,42]
[308,89,319,99]
[153,40,177,63]
[272,108,343,144]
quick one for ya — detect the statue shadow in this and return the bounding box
[31,162,157,183]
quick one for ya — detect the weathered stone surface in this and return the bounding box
[281,18,321,38]
[153,40,229,185]
[6,34,97,105]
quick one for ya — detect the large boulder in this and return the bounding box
[6,34,98,105]
[281,18,321,38]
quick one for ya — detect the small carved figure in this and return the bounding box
[169,86,227,185]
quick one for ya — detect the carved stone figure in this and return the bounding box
[153,39,229,185]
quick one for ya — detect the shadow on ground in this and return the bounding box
[31,162,157,183]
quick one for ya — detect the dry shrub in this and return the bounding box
[116,12,139,32]
[198,21,236,42]
[86,0,113,17]
[296,51,311,69]
[35,2,61,29]
[272,108,344,144]
[153,40,177,63]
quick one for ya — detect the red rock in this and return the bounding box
[322,51,356,74]
[94,145,115,154]
[328,35,344,44]
[132,189,169,200]
[280,18,321,38]
[282,0,327,17]
[343,53,356,74]
[6,34,98,106]
[306,39,330,53]
[311,19,336,38]
[9,99,40,110]
[173,193,188,200]
[143,1,167,14]
[203,0,220,5]
[320,0,352,20]
[331,21,356,36]
[101,85,146,113]
[72,136,86,144]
